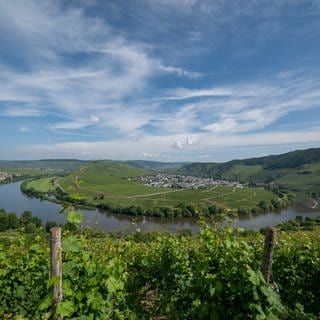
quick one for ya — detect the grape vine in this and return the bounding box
[0,224,319,319]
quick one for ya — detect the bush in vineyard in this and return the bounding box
[273,232,320,316]
[0,235,49,318]
[126,226,284,319]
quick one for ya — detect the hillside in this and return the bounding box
[175,148,320,194]
[23,160,286,217]
[125,160,189,171]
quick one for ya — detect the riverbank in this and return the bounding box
[0,181,319,233]
[21,175,296,220]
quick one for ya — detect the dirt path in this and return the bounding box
[130,189,185,198]
[202,185,218,192]
[53,178,66,193]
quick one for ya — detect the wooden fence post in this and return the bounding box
[261,226,276,283]
[50,227,62,319]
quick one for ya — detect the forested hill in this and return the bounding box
[237,148,320,169]
[175,148,320,193]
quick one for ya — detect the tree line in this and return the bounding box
[0,209,59,233]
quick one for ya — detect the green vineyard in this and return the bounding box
[1,224,319,319]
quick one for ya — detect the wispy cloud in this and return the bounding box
[156,70,320,135]
[0,107,45,117]
[1,0,320,160]
[0,0,198,126]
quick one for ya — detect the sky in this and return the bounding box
[0,0,320,162]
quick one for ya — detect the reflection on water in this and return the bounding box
[0,181,319,232]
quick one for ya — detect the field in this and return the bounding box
[27,161,277,211]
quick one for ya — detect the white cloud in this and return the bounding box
[164,87,235,101]
[0,0,197,133]
[90,115,100,123]
[142,152,160,158]
[159,70,320,135]
[0,107,44,117]
[15,128,320,160]
[173,140,183,149]
[1,1,320,161]
[49,121,89,130]
[157,63,202,79]
[186,136,197,145]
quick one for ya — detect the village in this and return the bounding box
[132,173,244,190]
[0,172,21,183]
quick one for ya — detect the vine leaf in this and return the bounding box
[56,300,75,317]
[63,236,81,253]
[67,211,83,224]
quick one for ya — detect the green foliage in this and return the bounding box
[0,209,43,233]
[66,210,83,224]
[277,216,320,231]
[0,235,49,318]
[273,231,320,315]
[127,227,284,319]
[1,226,319,319]
[45,221,58,233]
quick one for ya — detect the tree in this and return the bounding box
[21,211,32,225]
[45,221,58,233]
[0,210,8,231]
[25,222,37,233]
[7,212,19,229]
[31,216,42,228]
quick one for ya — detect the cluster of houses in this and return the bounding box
[132,174,244,190]
[0,172,21,183]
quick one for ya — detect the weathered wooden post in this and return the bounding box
[50,227,62,319]
[261,226,276,283]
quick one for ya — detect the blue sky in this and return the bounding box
[0,0,320,161]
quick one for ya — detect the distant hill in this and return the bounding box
[239,148,320,169]
[126,160,189,171]
[175,148,320,194]
[2,148,320,194]
[0,159,85,172]
[0,159,188,173]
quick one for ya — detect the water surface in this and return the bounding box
[0,182,318,232]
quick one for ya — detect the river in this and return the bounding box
[0,181,319,232]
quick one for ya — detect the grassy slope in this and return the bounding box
[275,163,320,192]
[26,177,56,192]
[56,161,276,210]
